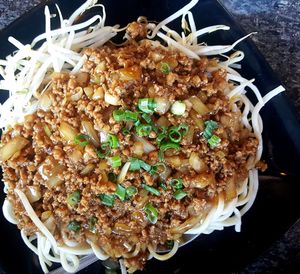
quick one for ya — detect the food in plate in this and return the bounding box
[0,0,284,273]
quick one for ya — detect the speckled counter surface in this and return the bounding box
[0,0,299,273]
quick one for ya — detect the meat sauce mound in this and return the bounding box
[0,22,259,272]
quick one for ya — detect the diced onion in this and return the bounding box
[92,87,104,100]
[154,97,171,114]
[80,163,95,175]
[59,122,79,142]
[132,141,144,157]
[81,120,100,147]
[104,93,121,105]
[0,136,29,162]
[117,162,131,184]
[43,215,56,235]
[171,101,186,115]
[156,116,170,127]
[189,96,209,115]
[135,135,156,153]
[189,152,205,172]
[70,87,83,101]
[25,186,42,203]
[83,86,93,98]
[39,91,52,111]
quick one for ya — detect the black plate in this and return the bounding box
[1,0,300,273]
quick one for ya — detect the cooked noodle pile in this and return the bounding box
[0,0,284,273]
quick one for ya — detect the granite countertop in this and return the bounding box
[0,0,299,273]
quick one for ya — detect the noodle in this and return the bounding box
[0,0,285,273]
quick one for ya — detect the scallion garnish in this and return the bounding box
[121,127,130,135]
[168,129,182,143]
[144,203,158,224]
[173,189,187,200]
[165,240,174,249]
[169,178,183,190]
[126,186,138,197]
[109,155,122,168]
[207,134,221,148]
[142,113,152,124]
[108,172,117,183]
[160,141,180,152]
[156,133,167,146]
[129,158,152,172]
[138,98,157,113]
[151,162,166,175]
[97,142,111,159]
[160,62,171,74]
[159,182,168,190]
[141,183,161,196]
[67,190,81,206]
[74,134,90,147]
[203,120,218,140]
[88,216,98,231]
[171,101,186,115]
[113,109,139,122]
[108,134,119,149]
[136,124,152,137]
[139,160,152,172]
[67,220,81,232]
[98,194,115,207]
[115,184,126,201]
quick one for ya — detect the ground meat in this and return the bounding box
[0,31,259,272]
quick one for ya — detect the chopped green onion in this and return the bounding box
[142,113,152,124]
[171,101,186,115]
[139,161,152,172]
[121,127,130,135]
[141,183,161,196]
[113,109,139,122]
[169,178,183,190]
[173,189,187,200]
[67,190,81,206]
[168,129,182,143]
[129,158,141,171]
[157,126,168,134]
[98,194,115,207]
[203,120,218,140]
[129,158,152,172]
[138,98,157,113]
[160,62,171,74]
[144,203,158,224]
[97,143,111,159]
[67,220,81,232]
[136,124,152,137]
[158,150,165,162]
[159,182,168,190]
[160,142,180,152]
[108,172,117,183]
[109,155,122,168]
[156,133,167,146]
[74,134,90,147]
[115,184,126,201]
[177,123,189,136]
[169,123,189,137]
[151,162,166,175]
[108,134,119,149]
[165,240,174,249]
[208,134,221,148]
[88,216,98,231]
[126,186,138,197]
